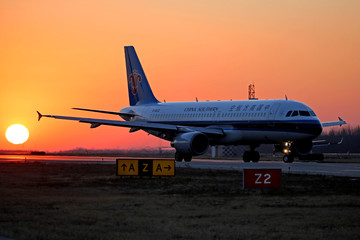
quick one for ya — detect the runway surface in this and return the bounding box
[176,160,360,178]
[1,155,359,178]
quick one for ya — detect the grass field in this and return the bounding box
[0,162,359,240]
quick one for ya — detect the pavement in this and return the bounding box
[178,159,360,178]
[0,155,359,178]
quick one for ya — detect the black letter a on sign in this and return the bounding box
[129,164,135,172]
[156,164,162,172]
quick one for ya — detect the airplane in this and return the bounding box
[37,46,346,163]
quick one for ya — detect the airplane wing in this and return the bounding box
[37,111,224,136]
[313,138,343,147]
[321,117,346,127]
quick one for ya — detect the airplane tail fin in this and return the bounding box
[124,46,159,106]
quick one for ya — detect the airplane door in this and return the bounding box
[215,110,222,123]
[267,102,280,126]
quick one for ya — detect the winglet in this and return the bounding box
[322,117,347,127]
[338,117,346,127]
[37,111,43,121]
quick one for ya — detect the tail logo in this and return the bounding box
[128,70,142,95]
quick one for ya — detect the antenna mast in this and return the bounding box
[248,84,257,100]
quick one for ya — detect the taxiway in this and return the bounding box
[0,155,359,178]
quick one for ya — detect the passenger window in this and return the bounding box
[300,111,310,116]
[286,111,292,117]
[291,111,299,117]
[256,104,264,111]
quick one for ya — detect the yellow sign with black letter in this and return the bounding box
[153,160,175,176]
[116,159,175,176]
[117,160,139,176]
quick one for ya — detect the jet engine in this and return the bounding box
[171,132,209,156]
[292,140,313,155]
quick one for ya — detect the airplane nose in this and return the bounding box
[314,119,323,136]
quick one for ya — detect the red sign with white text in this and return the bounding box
[243,169,282,189]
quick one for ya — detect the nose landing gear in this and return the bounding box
[283,154,294,163]
[282,141,294,163]
[175,152,192,162]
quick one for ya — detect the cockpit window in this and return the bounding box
[287,110,315,117]
[291,111,299,117]
[309,111,316,116]
[299,111,310,116]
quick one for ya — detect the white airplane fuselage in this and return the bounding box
[120,99,322,145]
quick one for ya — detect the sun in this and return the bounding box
[5,124,29,145]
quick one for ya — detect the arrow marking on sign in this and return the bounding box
[121,164,127,171]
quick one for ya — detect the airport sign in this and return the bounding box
[152,160,175,176]
[116,159,175,176]
[117,160,139,176]
[243,169,281,189]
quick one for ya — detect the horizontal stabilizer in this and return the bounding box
[72,108,136,118]
[37,111,43,121]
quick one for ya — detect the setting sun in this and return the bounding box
[5,124,29,145]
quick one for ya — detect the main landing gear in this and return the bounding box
[175,152,192,162]
[243,145,260,162]
[243,151,260,162]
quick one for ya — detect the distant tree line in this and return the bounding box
[316,125,360,153]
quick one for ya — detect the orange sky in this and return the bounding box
[1,0,359,151]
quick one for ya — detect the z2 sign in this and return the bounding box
[243,169,282,189]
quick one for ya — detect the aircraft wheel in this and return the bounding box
[184,154,192,162]
[243,151,251,162]
[283,154,294,163]
[175,152,183,162]
[309,153,324,161]
[251,151,260,163]
[317,153,324,161]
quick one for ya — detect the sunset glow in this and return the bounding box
[1,0,359,151]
